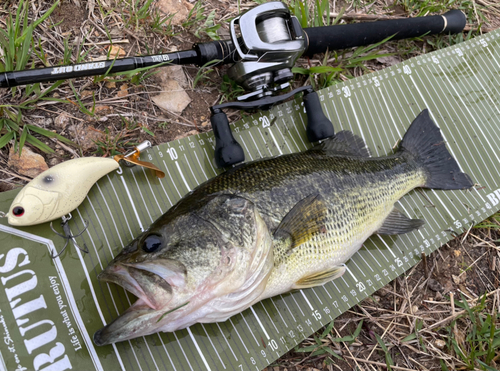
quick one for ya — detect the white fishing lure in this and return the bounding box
[7,157,119,226]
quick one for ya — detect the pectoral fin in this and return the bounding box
[273,194,329,251]
[378,208,425,235]
[293,265,346,289]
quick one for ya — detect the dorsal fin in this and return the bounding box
[273,194,329,252]
[313,130,371,157]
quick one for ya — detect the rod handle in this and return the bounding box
[303,10,466,56]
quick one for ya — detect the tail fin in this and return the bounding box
[400,109,473,190]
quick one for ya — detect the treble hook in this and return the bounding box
[50,213,89,258]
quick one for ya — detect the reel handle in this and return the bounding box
[211,111,245,168]
[303,90,335,142]
[303,9,466,56]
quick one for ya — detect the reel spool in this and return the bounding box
[228,2,305,101]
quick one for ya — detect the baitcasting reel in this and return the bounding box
[212,2,333,168]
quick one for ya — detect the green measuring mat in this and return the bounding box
[1,29,500,371]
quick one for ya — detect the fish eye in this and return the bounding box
[142,234,162,253]
[12,207,25,217]
[43,175,54,183]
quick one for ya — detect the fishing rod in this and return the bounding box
[1,2,467,167]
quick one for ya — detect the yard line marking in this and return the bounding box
[172,332,195,371]
[257,128,273,156]
[184,154,199,185]
[238,134,254,161]
[345,266,359,282]
[228,318,249,354]
[203,148,218,175]
[259,301,281,333]
[141,167,163,214]
[216,323,238,361]
[299,290,314,311]
[130,170,153,222]
[200,324,225,369]
[120,176,144,231]
[250,306,270,340]
[187,327,212,371]
[268,127,283,155]
[248,131,263,158]
[106,175,134,237]
[377,235,397,258]
[175,161,192,192]
[240,313,260,346]
[269,298,288,328]
[279,295,297,322]
[193,150,209,181]
[162,161,182,198]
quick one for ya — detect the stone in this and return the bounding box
[434,339,446,349]
[156,0,194,26]
[156,65,189,88]
[8,146,49,178]
[428,278,444,293]
[152,79,192,114]
[68,124,103,151]
[54,113,71,130]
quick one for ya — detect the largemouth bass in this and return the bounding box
[94,109,473,345]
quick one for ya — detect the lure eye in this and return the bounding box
[142,234,162,253]
[12,207,25,217]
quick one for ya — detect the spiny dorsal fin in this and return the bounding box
[377,208,425,235]
[313,130,371,157]
[293,265,346,289]
[273,194,329,252]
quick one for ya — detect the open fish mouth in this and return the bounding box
[97,262,176,310]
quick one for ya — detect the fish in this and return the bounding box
[93,109,473,345]
[7,157,119,226]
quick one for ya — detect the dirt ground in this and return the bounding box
[1,0,500,370]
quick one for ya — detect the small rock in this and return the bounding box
[428,278,444,293]
[48,157,62,166]
[173,129,198,141]
[156,65,190,88]
[117,84,129,98]
[54,113,71,130]
[81,90,93,99]
[156,0,194,26]
[435,339,446,349]
[108,45,126,58]
[8,146,48,178]
[411,305,419,313]
[152,79,192,114]
[452,274,465,285]
[105,81,116,89]
[68,124,103,151]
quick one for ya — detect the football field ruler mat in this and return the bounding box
[1,29,500,371]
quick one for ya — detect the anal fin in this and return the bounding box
[378,208,425,235]
[293,265,346,289]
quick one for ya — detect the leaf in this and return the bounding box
[19,125,28,155]
[375,333,394,370]
[0,132,15,149]
[25,134,54,153]
[401,333,417,342]
[332,320,363,343]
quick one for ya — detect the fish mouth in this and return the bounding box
[93,298,158,346]
[98,262,177,310]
